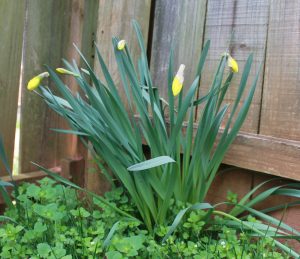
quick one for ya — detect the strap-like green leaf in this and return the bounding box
[0,215,18,225]
[0,181,14,187]
[50,128,88,136]
[127,156,175,172]
[103,221,120,248]
[0,136,12,176]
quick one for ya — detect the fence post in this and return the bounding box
[0,1,25,175]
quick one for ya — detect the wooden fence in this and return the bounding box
[0,0,300,188]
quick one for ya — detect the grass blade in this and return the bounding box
[103,221,120,248]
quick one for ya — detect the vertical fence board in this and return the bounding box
[56,0,84,163]
[81,0,99,69]
[200,0,269,132]
[86,0,151,192]
[56,0,99,162]
[94,0,152,109]
[0,1,25,175]
[20,0,97,173]
[21,0,73,173]
[150,0,207,100]
[260,0,300,141]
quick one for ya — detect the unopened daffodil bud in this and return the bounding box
[117,40,126,50]
[224,53,238,73]
[27,72,49,91]
[56,68,80,77]
[172,64,185,96]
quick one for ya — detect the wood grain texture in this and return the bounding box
[166,119,300,180]
[223,132,300,180]
[150,0,207,99]
[58,0,99,161]
[20,0,97,173]
[94,0,151,108]
[57,0,84,164]
[21,0,73,173]
[0,1,25,175]
[87,0,151,192]
[200,0,269,132]
[135,114,300,179]
[260,0,300,141]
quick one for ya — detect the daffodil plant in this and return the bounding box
[28,20,254,227]
[27,21,300,257]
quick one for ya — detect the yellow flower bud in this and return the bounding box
[56,68,80,77]
[27,72,49,91]
[172,64,185,96]
[117,40,126,50]
[27,76,41,91]
[227,55,238,73]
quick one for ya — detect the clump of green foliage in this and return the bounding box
[32,20,260,231]
[20,20,300,257]
[0,180,290,258]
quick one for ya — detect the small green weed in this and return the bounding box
[0,180,291,258]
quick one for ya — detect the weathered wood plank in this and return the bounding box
[0,167,61,184]
[56,0,99,163]
[200,0,269,132]
[150,0,207,99]
[20,0,97,173]
[173,118,300,179]
[94,0,152,108]
[86,0,152,193]
[21,0,73,173]
[0,1,25,175]
[183,121,300,179]
[260,0,300,141]
[222,132,300,180]
[135,114,300,179]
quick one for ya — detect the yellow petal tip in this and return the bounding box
[117,40,126,50]
[27,72,49,91]
[172,77,183,96]
[227,55,238,73]
[27,76,41,91]
[172,64,185,96]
